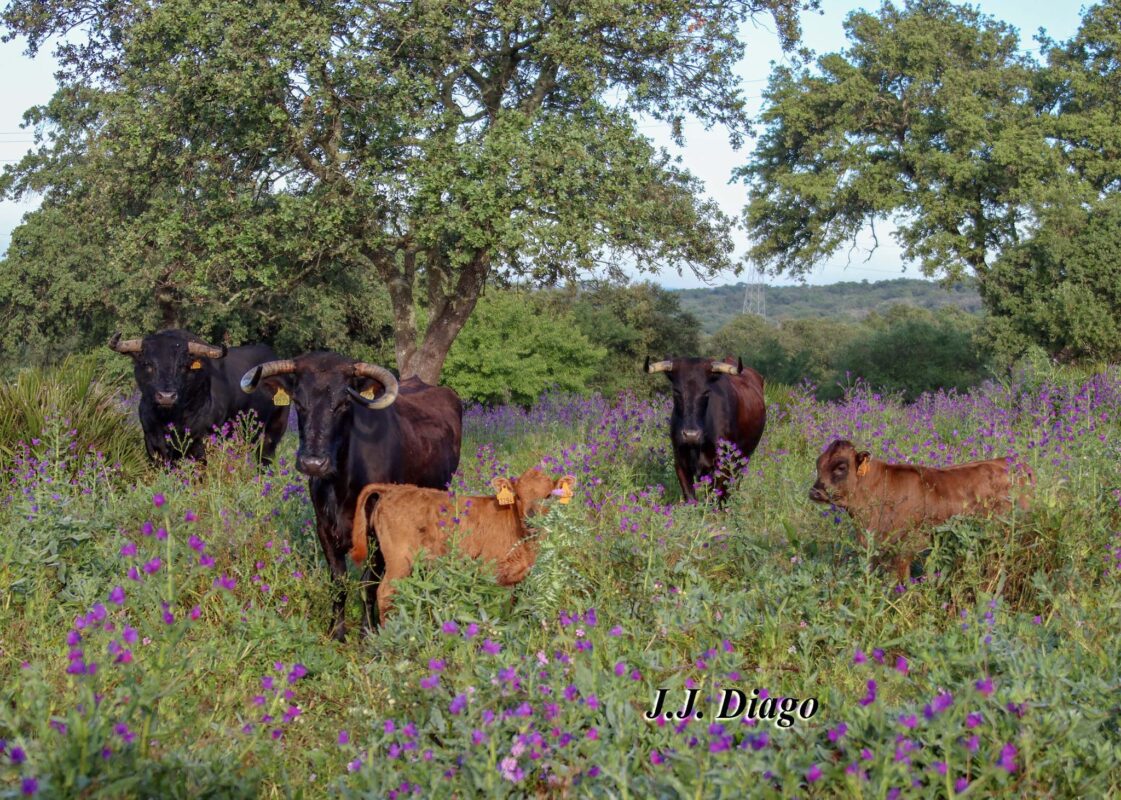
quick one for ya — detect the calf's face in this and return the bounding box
[810,440,870,507]
[491,468,576,518]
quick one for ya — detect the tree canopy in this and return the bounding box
[1,0,816,378]
[739,0,1056,283]
[739,0,1121,364]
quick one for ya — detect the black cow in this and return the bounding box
[240,352,463,640]
[645,356,766,503]
[109,329,289,465]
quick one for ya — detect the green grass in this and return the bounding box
[1,367,1120,797]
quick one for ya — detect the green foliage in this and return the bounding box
[1,0,815,379]
[563,281,702,397]
[442,291,606,406]
[838,306,989,400]
[0,355,147,478]
[981,197,1121,364]
[707,304,987,400]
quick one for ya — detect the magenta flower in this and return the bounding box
[450,694,467,715]
[480,639,501,655]
[975,677,994,696]
[338,730,350,745]
[119,541,137,557]
[998,742,1018,772]
[853,648,867,665]
[142,558,161,575]
[806,764,823,782]
[213,574,236,591]
[21,777,38,796]
[153,493,166,507]
[108,586,125,606]
[441,620,459,635]
[895,656,909,674]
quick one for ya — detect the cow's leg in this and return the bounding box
[359,546,385,638]
[675,461,697,503]
[310,481,349,641]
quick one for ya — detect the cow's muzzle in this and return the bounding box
[808,485,829,503]
[154,391,178,408]
[678,428,703,445]
[297,454,333,477]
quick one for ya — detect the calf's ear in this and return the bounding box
[491,477,516,506]
[554,476,576,504]
[856,451,871,477]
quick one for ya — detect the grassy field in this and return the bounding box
[2,364,1120,798]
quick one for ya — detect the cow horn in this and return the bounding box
[240,359,297,393]
[645,357,674,374]
[107,332,143,354]
[710,361,740,375]
[187,340,227,359]
[348,363,399,409]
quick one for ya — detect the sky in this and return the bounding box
[0,1,1086,290]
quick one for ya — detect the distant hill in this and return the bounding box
[674,277,983,334]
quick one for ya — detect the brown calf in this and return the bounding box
[350,468,576,624]
[809,439,1033,582]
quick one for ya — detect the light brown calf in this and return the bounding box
[809,439,1033,582]
[350,468,575,624]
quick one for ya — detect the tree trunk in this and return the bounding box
[393,252,489,384]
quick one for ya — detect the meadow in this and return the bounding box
[1,361,1120,798]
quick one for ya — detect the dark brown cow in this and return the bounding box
[240,352,462,639]
[349,468,575,625]
[645,356,766,503]
[809,439,1034,582]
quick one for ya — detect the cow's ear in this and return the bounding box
[491,477,516,506]
[261,376,294,407]
[352,375,384,402]
[856,451,871,477]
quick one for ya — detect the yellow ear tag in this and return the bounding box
[557,478,574,505]
[360,386,377,400]
[496,485,516,506]
[272,387,291,407]
[189,360,203,370]
[856,461,869,478]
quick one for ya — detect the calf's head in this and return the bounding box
[240,351,398,478]
[109,330,226,410]
[490,468,577,519]
[810,439,870,507]
[645,357,742,446]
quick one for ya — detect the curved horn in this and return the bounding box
[240,359,297,393]
[348,363,400,410]
[107,332,143,354]
[710,360,741,375]
[645,357,674,374]
[187,340,227,359]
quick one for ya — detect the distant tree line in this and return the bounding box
[438,282,991,405]
[674,277,983,334]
